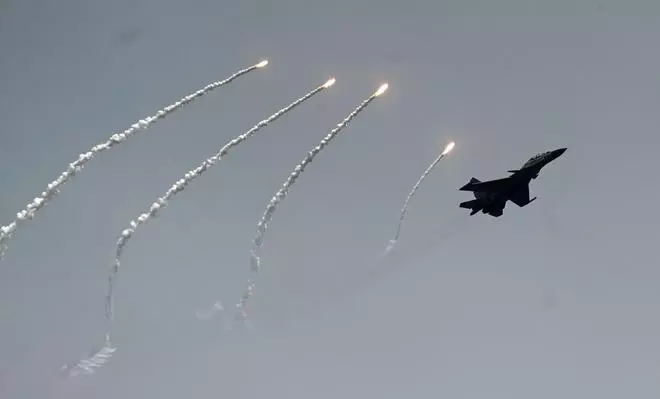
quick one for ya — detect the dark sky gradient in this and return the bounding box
[1,0,659,397]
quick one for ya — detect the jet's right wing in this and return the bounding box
[459,177,512,194]
[509,184,531,207]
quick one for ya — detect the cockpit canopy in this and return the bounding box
[522,151,551,168]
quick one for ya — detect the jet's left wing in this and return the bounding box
[459,177,512,193]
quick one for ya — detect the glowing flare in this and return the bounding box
[374,83,389,97]
[324,77,336,88]
[442,141,455,155]
[256,60,268,68]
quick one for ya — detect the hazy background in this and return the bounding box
[1,0,659,397]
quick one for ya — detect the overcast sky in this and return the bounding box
[1,0,660,398]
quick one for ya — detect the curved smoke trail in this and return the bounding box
[60,335,116,377]
[381,141,455,256]
[65,76,336,376]
[0,60,268,260]
[231,83,390,323]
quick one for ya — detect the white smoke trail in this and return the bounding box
[381,141,455,257]
[231,83,390,323]
[0,59,268,260]
[66,76,336,376]
[60,334,116,377]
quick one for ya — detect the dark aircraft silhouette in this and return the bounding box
[459,148,566,217]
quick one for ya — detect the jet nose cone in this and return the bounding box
[552,148,567,158]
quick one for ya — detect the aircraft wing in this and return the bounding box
[509,184,531,207]
[459,177,512,193]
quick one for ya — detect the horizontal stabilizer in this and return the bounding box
[469,177,481,184]
[459,199,482,215]
[507,170,519,173]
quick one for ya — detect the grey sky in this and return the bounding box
[1,0,659,397]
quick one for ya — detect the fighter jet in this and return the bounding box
[458,148,566,217]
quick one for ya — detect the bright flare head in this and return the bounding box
[324,77,336,88]
[374,83,389,97]
[256,60,269,68]
[442,141,455,155]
